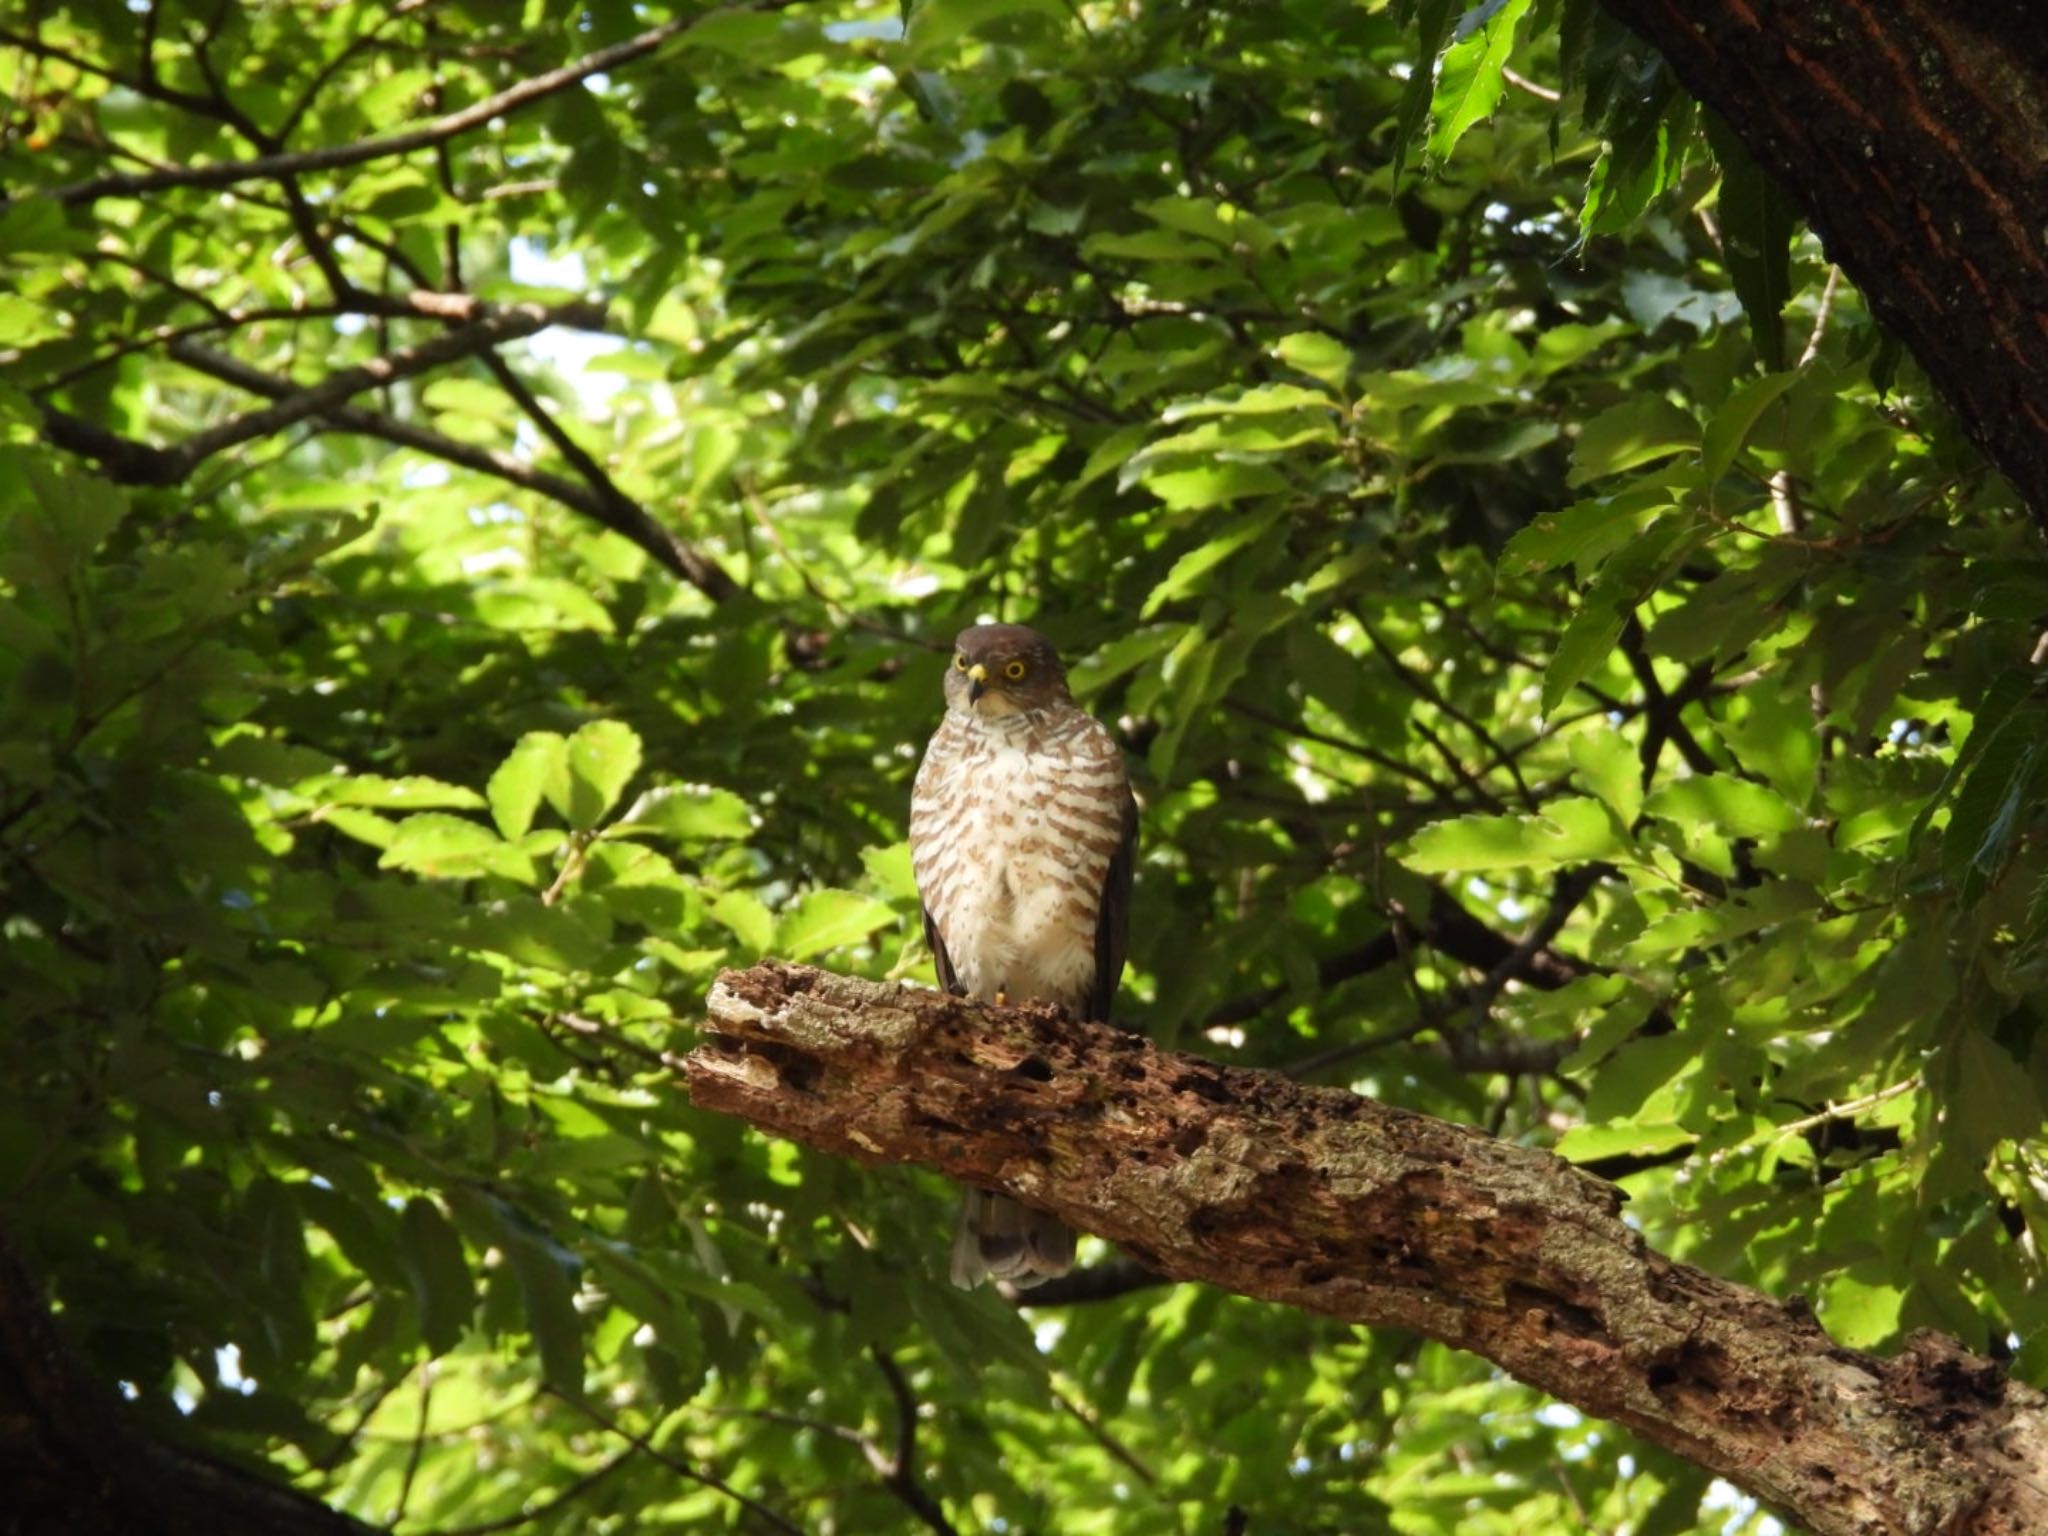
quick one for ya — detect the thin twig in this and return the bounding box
[43,1,802,205]
[429,1446,639,1536]
[542,1387,809,1536]
[152,341,738,599]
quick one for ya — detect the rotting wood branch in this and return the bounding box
[688,962,2048,1536]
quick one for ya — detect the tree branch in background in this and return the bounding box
[42,302,581,486]
[155,342,739,601]
[689,962,2048,1536]
[41,0,804,206]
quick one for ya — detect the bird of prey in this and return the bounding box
[908,623,1137,1287]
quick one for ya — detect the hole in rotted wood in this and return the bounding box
[1176,1069,1233,1104]
[1115,1058,1146,1081]
[1011,1055,1055,1082]
[1300,1262,1339,1285]
[1172,1124,1207,1155]
[912,1112,965,1136]
[1506,1282,1608,1342]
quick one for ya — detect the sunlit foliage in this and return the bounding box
[2,1,2044,1532]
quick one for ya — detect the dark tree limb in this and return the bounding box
[689,962,2048,1536]
[1593,0,2048,526]
[43,302,583,486]
[0,1225,379,1536]
[125,341,738,602]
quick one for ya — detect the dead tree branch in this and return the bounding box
[688,962,2048,1536]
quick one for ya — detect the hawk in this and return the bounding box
[909,623,1136,1287]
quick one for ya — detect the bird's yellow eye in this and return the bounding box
[953,653,969,670]
[1004,659,1028,680]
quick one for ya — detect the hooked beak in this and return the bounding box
[967,662,989,704]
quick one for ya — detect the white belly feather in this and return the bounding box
[910,714,1124,1017]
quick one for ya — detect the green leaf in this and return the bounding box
[1643,774,1801,838]
[1569,398,1698,486]
[1820,1272,1903,1350]
[1499,487,1668,577]
[502,1225,584,1390]
[1394,0,1457,177]
[1706,113,1798,370]
[1542,602,1625,716]
[489,732,567,840]
[398,1198,475,1357]
[380,813,539,884]
[778,888,897,960]
[1395,796,1626,874]
[907,0,1068,53]
[709,890,777,957]
[1142,513,1275,617]
[1940,708,2042,904]
[1426,0,1532,162]
[1136,463,1290,512]
[555,720,643,831]
[1271,332,1352,389]
[1554,1121,1693,1163]
[1568,728,1642,826]
[1701,370,1799,487]
[611,784,755,843]
[318,774,485,812]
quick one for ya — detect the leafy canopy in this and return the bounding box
[2,1,2044,1532]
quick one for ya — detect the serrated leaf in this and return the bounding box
[1499,488,1667,578]
[1426,0,1531,162]
[1142,513,1275,617]
[1543,602,1625,716]
[1706,113,1798,370]
[554,720,642,830]
[489,732,566,840]
[1568,729,1642,826]
[1394,0,1457,177]
[1395,796,1625,873]
[398,1198,474,1357]
[1569,397,1698,486]
[1701,370,1799,486]
[1940,709,2041,904]
[1644,774,1801,838]
[778,888,896,960]
[1906,670,2037,856]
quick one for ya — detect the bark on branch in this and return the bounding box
[1593,0,2048,527]
[0,1227,377,1536]
[688,962,2048,1536]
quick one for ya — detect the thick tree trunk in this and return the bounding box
[689,962,2048,1536]
[1593,0,2048,525]
[0,1228,377,1536]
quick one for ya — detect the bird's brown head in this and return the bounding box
[943,623,1071,719]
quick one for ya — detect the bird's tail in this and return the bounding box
[950,1189,1074,1288]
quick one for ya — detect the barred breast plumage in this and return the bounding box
[907,624,1136,1288]
[909,705,1129,1019]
